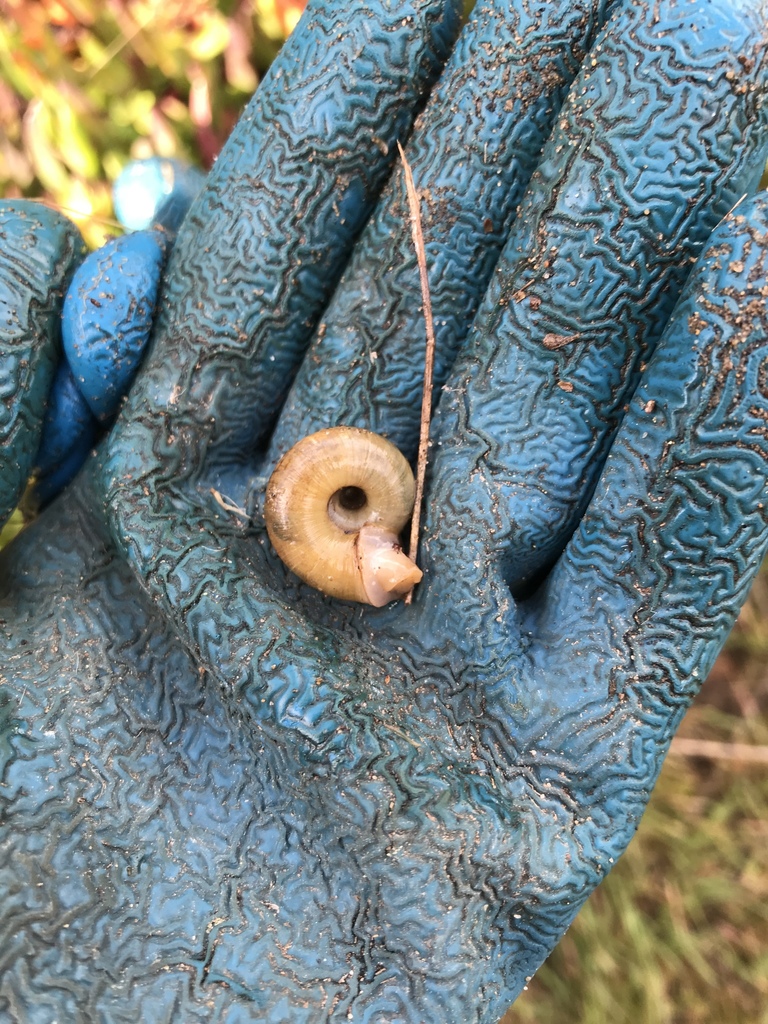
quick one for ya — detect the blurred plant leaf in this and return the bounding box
[253,0,305,40]
[188,11,231,61]
[53,101,100,178]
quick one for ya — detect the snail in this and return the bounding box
[264,427,423,606]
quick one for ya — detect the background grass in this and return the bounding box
[1,1,767,1020]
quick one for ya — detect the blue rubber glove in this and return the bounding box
[32,153,200,504]
[32,230,167,505]
[0,204,85,522]
[112,157,206,234]
[2,3,768,1023]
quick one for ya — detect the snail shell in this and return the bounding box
[264,427,423,606]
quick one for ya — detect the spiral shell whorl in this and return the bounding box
[265,427,422,606]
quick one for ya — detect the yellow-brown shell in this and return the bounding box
[264,427,423,606]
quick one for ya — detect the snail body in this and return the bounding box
[264,427,422,606]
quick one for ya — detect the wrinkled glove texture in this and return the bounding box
[2,0,768,1022]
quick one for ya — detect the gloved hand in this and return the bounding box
[2,1,768,1022]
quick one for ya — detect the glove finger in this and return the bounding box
[424,0,768,599]
[0,202,85,528]
[63,229,167,423]
[102,0,462,506]
[518,191,768,816]
[33,359,99,505]
[105,0,460,493]
[265,0,617,480]
[101,1,461,676]
[112,157,206,234]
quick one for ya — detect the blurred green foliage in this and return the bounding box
[0,0,306,247]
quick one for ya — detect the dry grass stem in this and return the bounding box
[210,488,250,520]
[398,141,435,604]
[33,200,125,233]
[669,736,768,765]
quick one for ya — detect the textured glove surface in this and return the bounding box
[2,1,768,1022]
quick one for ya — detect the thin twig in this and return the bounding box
[29,199,124,233]
[87,7,161,81]
[398,141,435,605]
[668,737,768,766]
[210,488,250,520]
[381,722,422,750]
